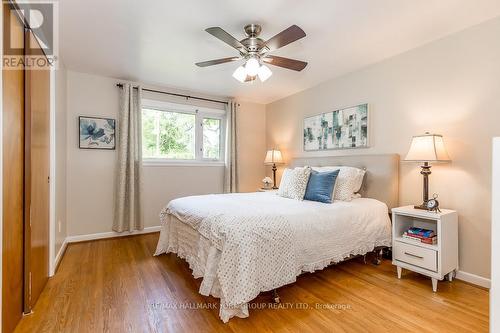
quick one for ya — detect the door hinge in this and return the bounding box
[29,205,32,228]
[48,176,50,184]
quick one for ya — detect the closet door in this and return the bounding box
[2,4,25,333]
[24,29,50,311]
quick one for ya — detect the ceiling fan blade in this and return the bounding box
[262,25,306,52]
[195,57,240,67]
[262,56,308,71]
[205,27,246,52]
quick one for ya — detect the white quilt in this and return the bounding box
[154,192,391,322]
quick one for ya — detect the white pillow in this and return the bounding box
[311,166,365,201]
[278,167,311,200]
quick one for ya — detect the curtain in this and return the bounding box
[113,84,143,232]
[224,101,238,193]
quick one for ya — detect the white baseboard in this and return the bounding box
[50,238,68,277]
[65,226,161,243]
[456,270,491,288]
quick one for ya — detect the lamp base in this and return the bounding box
[414,203,428,210]
[272,163,278,189]
[416,162,432,211]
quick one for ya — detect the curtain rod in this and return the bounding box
[116,83,229,105]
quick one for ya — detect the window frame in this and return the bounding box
[201,116,224,162]
[141,99,226,166]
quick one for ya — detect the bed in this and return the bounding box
[154,154,399,322]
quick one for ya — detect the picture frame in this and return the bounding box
[79,116,116,150]
[303,103,369,151]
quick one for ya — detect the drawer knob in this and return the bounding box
[404,252,424,259]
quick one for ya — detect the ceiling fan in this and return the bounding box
[195,24,307,83]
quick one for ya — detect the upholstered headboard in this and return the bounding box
[290,154,400,209]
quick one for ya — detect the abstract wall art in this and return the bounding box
[303,104,369,151]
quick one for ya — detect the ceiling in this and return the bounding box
[59,0,500,104]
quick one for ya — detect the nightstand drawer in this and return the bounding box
[394,241,437,272]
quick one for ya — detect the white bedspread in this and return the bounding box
[154,192,391,322]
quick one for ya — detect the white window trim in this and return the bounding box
[201,115,225,162]
[141,99,226,166]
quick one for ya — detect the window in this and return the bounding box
[142,108,196,159]
[203,118,221,159]
[141,99,225,165]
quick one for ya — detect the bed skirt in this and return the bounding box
[154,213,390,322]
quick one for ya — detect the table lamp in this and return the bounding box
[264,149,284,189]
[404,132,451,210]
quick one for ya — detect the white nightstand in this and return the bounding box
[391,205,458,292]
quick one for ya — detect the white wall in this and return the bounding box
[55,63,67,254]
[66,71,118,236]
[491,138,500,331]
[237,101,266,192]
[266,17,500,280]
[66,71,266,236]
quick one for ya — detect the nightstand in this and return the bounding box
[392,206,458,292]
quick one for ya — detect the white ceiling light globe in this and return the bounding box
[245,57,260,76]
[232,66,247,83]
[257,65,272,82]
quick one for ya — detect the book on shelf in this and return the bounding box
[404,232,434,240]
[402,232,437,245]
[406,227,435,238]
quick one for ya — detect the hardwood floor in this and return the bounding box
[15,233,488,333]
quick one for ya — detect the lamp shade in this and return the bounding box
[257,65,272,82]
[245,57,260,76]
[232,66,247,83]
[264,149,284,165]
[404,133,451,162]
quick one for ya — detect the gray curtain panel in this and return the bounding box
[113,84,144,232]
[224,101,238,193]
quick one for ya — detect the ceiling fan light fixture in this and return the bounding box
[245,57,260,76]
[257,64,272,82]
[232,65,247,83]
[197,24,307,83]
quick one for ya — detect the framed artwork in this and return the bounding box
[79,116,116,150]
[303,103,369,151]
